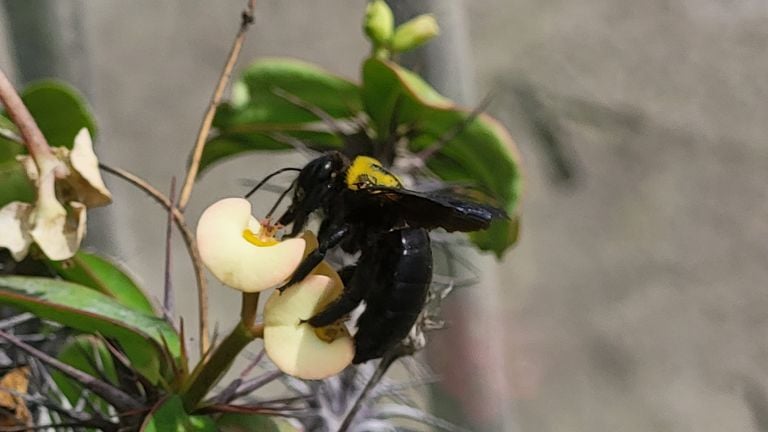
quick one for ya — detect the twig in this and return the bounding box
[0,313,34,330]
[336,347,408,432]
[99,162,210,355]
[0,329,142,413]
[178,0,257,210]
[225,370,283,402]
[271,87,346,136]
[163,177,177,322]
[0,68,53,161]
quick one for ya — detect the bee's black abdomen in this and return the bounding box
[353,228,432,363]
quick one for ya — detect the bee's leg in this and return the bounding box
[305,265,363,327]
[276,224,351,293]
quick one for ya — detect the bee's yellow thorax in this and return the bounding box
[346,156,402,190]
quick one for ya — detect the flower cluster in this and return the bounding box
[0,129,112,261]
[196,198,354,379]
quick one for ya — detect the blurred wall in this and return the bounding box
[2,1,768,431]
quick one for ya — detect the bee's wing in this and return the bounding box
[365,186,508,232]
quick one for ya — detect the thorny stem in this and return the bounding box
[98,162,210,355]
[180,321,260,412]
[240,292,260,328]
[0,68,55,164]
[178,0,257,210]
[337,346,410,432]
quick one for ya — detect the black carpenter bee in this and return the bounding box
[250,151,507,363]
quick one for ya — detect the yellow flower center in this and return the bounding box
[242,229,279,247]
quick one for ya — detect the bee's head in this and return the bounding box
[278,152,348,235]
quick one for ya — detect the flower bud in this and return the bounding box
[363,0,394,46]
[390,14,440,53]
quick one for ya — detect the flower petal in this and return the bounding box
[0,202,33,261]
[69,128,112,207]
[28,171,85,261]
[264,274,354,379]
[197,197,306,292]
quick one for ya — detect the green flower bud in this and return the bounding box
[391,14,440,53]
[364,0,394,46]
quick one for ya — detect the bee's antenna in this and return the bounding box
[244,167,301,198]
[265,179,296,219]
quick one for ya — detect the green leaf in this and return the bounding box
[361,58,523,256]
[201,58,361,172]
[50,335,118,412]
[217,413,288,432]
[49,251,155,315]
[141,395,216,432]
[201,130,342,174]
[0,158,34,207]
[0,276,180,384]
[18,80,96,148]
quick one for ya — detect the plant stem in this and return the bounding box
[180,321,257,412]
[0,68,54,163]
[163,177,177,322]
[177,0,256,211]
[99,162,210,355]
[240,292,260,327]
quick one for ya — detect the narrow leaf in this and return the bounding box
[0,276,180,384]
[49,251,155,315]
[50,335,119,412]
[140,395,216,432]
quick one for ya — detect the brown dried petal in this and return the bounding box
[0,202,33,261]
[68,128,112,207]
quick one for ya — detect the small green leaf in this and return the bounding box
[201,59,361,173]
[0,276,180,384]
[50,335,118,412]
[19,80,96,148]
[141,395,216,432]
[216,413,287,432]
[390,14,440,53]
[49,251,155,315]
[362,58,523,256]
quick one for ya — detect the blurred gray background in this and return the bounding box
[1,1,767,431]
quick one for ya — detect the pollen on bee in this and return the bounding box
[346,155,402,190]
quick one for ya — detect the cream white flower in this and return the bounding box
[264,273,354,380]
[0,128,111,261]
[196,197,306,293]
